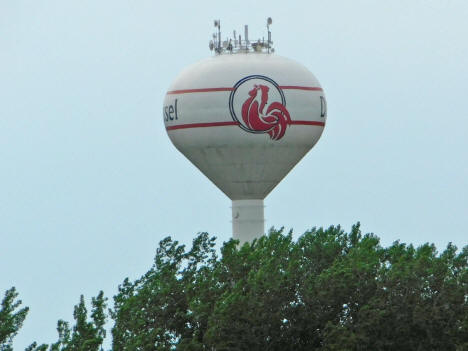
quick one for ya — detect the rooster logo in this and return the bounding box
[229,75,291,140]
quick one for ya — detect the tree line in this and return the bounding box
[2,224,467,350]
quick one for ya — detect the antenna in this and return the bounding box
[267,17,273,53]
[244,25,249,50]
[214,19,221,53]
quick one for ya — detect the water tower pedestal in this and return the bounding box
[231,200,264,244]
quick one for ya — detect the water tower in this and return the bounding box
[163,19,327,243]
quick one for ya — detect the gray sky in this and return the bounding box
[1,0,467,349]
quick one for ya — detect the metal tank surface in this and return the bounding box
[163,19,327,243]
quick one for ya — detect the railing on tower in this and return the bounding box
[209,18,274,55]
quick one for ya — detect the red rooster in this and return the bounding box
[241,84,291,140]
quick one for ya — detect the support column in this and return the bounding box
[232,199,264,244]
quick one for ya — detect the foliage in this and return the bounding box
[111,225,468,350]
[0,288,29,351]
[3,225,467,350]
[27,292,107,351]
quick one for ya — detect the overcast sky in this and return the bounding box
[1,0,467,349]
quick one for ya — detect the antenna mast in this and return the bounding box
[267,17,272,53]
[213,20,221,54]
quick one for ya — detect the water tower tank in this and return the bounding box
[163,19,327,243]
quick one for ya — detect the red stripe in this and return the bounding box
[290,120,325,126]
[279,86,323,91]
[166,121,239,130]
[166,87,233,94]
[166,85,322,95]
[166,120,325,131]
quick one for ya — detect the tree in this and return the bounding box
[111,225,468,351]
[5,225,467,350]
[0,287,29,351]
[111,233,218,351]
[27,292,107,351]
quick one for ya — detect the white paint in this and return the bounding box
[232,199,264,244]
[164,53,326,242]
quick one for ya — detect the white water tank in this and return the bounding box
[164,28,326,243]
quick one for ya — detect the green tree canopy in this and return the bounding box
[26,292,107,351]
[111,225,468,351]
[0,288,29,351]
[3,225,467,350]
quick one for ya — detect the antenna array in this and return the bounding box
[209,18,275,55]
